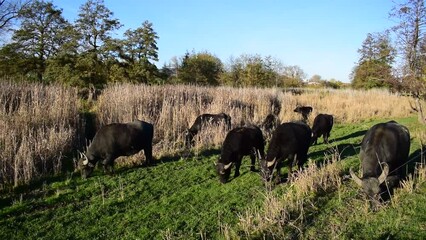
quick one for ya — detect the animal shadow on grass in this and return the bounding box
[331,130,367,143]
[405,148,425,178]
[308,143,361,166]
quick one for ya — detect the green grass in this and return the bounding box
[0,117,425,239]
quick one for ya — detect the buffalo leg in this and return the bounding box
[102,155,115,175]
[144,145,153,166]
[250,153,256,171]
[324,132,330,144]
[234,156,242,177]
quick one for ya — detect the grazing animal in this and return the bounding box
[294,106,313,122]
[79,120,154,179]
[269,96,281,115]
[311,114,334,144]
[260,122,312,183]
[260,114,280,138]
[185,113,231,147]
[216,125,265,183]
[349,121,410,209]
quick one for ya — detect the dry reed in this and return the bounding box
[0,82,80,187]
[96,84,412,159]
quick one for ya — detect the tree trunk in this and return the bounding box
[415,98,426,125]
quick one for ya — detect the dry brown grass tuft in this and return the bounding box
[237,149,344,238]
[0,82,80,187]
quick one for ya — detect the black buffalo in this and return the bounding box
[349,121,410,208]
[311,114,334,144]
[260,114,280,138]
[216,125,265,183]
[294,106,313,122]
[79,120,154,179]
[185,113,231,147]
[260,121,312,183]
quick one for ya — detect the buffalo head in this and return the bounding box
[350,163,389,209]
[215,161,232,183]
[78,152,95,179]
[260,158,276,182]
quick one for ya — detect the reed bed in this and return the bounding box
[0,82,80,187]
[0,82,415,187]
[96,84,413,158]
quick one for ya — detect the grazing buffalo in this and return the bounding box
[349,121,410,209]
[260,121,312,183]
[79,120,154,179]
[216,125,265,183]
[294,106,313,122]
[185,113,231,147]
[269,96,281,115]
[260,114,280,138]
[311,114,334,144]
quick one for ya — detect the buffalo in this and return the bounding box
[185,113,231,148]
[311,114,334,144]
[261,121,312,183]
[349,121,410,209]
[216,125,265,183]
[79,120,154,179]
[294,106,313,122]
[260,114,280,139]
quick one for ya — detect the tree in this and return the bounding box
[390,0,426,124]
[74,0,121,86]
[117,20,160,83]
[0,0,31,36]
[224,54,282,87]
[75,0,121,53]
[3,0,70,81]
[280,65,306,87]
[390,0,426,90]
[178,51,223,85]
[351,31,395,89]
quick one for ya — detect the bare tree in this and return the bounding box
[0,0,31,34]
[390,0,426,124]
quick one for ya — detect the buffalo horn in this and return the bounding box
[81,152,89,165]
[256,150,262,160]
[349,168,362,186]
[378,163,389,185]
[267,158,276,168]
[224,162,232,170]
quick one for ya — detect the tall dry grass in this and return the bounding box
[96,84,413,158]
[0,82,80,187]
[0,82,416,187]
[231,150,343,239]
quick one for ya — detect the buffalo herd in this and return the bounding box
[79,104,412,208]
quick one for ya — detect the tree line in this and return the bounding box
[351,0,426,96]
[0,0,425,93]
[0,0,347,89]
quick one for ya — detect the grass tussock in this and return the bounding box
[0,82,80,188]
[236,149,344,239]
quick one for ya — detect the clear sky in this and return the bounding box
[52,0,398,83]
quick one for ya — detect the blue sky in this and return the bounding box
[53,0,398,83]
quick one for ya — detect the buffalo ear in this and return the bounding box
[378,163,389,185]
[349,168,363,187]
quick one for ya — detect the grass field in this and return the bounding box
[1,116,425,239]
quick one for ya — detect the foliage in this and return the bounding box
[351,32,395,89]
[177,51,223,85]
[0,0,70,82]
